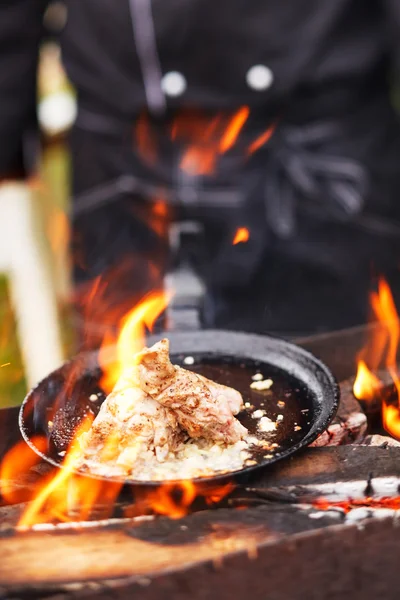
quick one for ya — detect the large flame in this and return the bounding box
[0,289,235,527]
[353,277,400,439]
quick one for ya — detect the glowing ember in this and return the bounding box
[232,228,250,245]
[353,360,382,401]
[313,496,400,513]
[0,437,47,505]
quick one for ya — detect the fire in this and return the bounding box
[135,112,157,165]
[247,124,276,155]
[313,495,400,514]
[353,277,400,439]
[219,107,250,153]
[133,481,235,519]
[47,209,69,256]
[0,437,47,505]
[180,146,217,176]
[232,227,250,245]
[353,360,381,401]
[0,415,123,528]
[18,416,95,527]
[171,107,276,177]
[99,290,171,393]
[146,481,197,519]
[0,287,237,527]
[176,108,253,176]
[382,403,400,439]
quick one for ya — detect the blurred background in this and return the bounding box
[0,2,73,406]
[2,0,400,407]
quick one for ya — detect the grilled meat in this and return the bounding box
[78,368,180,471]
[136,339,247,443]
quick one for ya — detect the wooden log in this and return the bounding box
[0,504,340,589]
[0,504,400,599]
[254,445,400,488]
[74,517,400,600]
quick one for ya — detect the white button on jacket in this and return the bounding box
[161,71,187,97]
[246,65,274,91]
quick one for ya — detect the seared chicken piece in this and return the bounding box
[136,339,247,443]
[78,368,180,471]
[197,374,243,415]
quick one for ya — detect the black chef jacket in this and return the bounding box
[2,0,400,336]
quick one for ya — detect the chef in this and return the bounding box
[2,0,400,336]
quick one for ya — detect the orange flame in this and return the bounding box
[177,108,250,176]
[147,198,170,238]
[0,287,237,527]
[354,277,400,439]
[146,481,197,519]
[18,416,96,528]
[180,146,218,176]
[219,107,250,154]
[232,227,250,245]
[353,360,381,402]
[135,481,235,518]
[0,437,47,505]
[382,403,400,439]
[47,209,69,256]
[247,124,276,155]
[370,279,400,370]
[99,290,171,394]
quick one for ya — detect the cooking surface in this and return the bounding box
[20,330,338,484]
[181,356,313,453]
[26,356,314,466]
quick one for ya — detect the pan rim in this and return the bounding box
[19,330,340,486]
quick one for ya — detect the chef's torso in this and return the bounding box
[62,0,386,120]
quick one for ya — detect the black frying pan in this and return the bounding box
[19,331,339,486]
